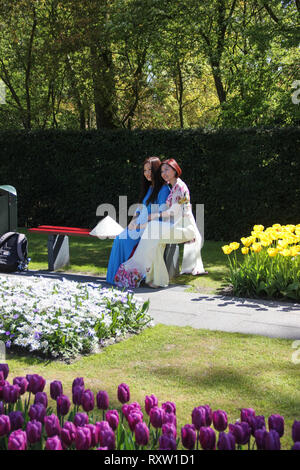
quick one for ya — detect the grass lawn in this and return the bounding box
[19,228,236,294]
[6,325,299,450]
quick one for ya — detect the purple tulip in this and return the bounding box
[50,381,63,400]
[9,411,24,431]
[181,424,196,450]
[292,442,300,450]
[268,414,284,438]
[135,422,149,446]
[123,402,141,418]
[229,421,251,445]
[212,410,228,432]
[45,435,63,450]
[34,392,48,408]
[97,391,109,410]
[240,408,256,424]
[26,374,46,395]
[74,412,89,427]
[44,413,61,437]
[199,426,216,450]
[162,401,176,415]
[117,383,130,404]
[162,423,177,439]
[254,428,267,450]
[75,426,92,450]
[96,420,112,434]
[0,414,11,436]
[72,385,84,406]
[217,431,236,450]
[57,394,71,416]
[105,410,119,431]
[145,394,158,415]
[191,406,207,430]
[28,403,46,423]
[127,410,144,432]
[150,407,164,429]
[248,415,266,436]
[292,421,300,443]
[0,364,9,380]
[60,421,77,448]
[85,424,99,448]
[3,384,21,403]
[0,380,9,400]
[81,389,94,412]
[162,412,176,427]
[13,377,28,395]
[26,420,42,444]
[8,429,27,450]
[202,405,213,426]
[159,433,177,450]
[263,429,281,450]
[97,446,109,450]
[98,426,115,450]
[72,377,84,392]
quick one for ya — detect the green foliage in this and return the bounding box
[0,0,299,129]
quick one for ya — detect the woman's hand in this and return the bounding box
[148,212,160,222]
[128,221,138,230]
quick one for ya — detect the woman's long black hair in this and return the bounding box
[138,156,166,205]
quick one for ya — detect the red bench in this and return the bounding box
[28,224,180,278]
[28,225,92,271]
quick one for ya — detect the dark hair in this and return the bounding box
[139,156,165,205]
[161,158,182,177]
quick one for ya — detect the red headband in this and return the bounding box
[162,158,182,177]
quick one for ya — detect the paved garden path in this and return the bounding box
[3,271,300,340]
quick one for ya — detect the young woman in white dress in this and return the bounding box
[114,158,207,288]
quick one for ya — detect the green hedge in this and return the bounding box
[1,127,299,240]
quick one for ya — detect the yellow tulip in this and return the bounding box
[241,247,249,255]
[277,239,289,249]
[285,225,296,232]
[290,246,300,257]
[253,225,264,232]
[267,248,278,257]
[241,237,250,246]
[260,237,272,247]
[279,249,291,257]
[272,223,282,230]
[229,242,240,250]
[251,243,262,253]
[222,245,233,255]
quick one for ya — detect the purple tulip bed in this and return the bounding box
[0,276,151,360]
[0,364,299,451]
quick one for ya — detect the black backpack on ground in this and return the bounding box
[0,232,29,273]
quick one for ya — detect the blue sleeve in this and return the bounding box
[157,185,170,217]
[157,185,170,207]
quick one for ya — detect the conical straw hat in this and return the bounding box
[89,215,124,239]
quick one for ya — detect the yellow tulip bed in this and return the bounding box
[222,224,300,301]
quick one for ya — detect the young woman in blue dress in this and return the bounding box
[106,156,170,285]
[114,158,207,288]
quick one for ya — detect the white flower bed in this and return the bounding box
[0,275,152,359]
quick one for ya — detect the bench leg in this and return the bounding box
[164,244,180,279]
[48,235,70,271]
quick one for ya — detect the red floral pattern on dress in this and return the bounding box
[114,264,144,288]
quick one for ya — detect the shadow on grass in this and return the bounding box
[144,363,300,413]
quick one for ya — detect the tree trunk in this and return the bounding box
[210,60,227,104]
[90,45,117,129]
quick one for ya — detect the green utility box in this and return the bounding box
[0,185,18,236]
